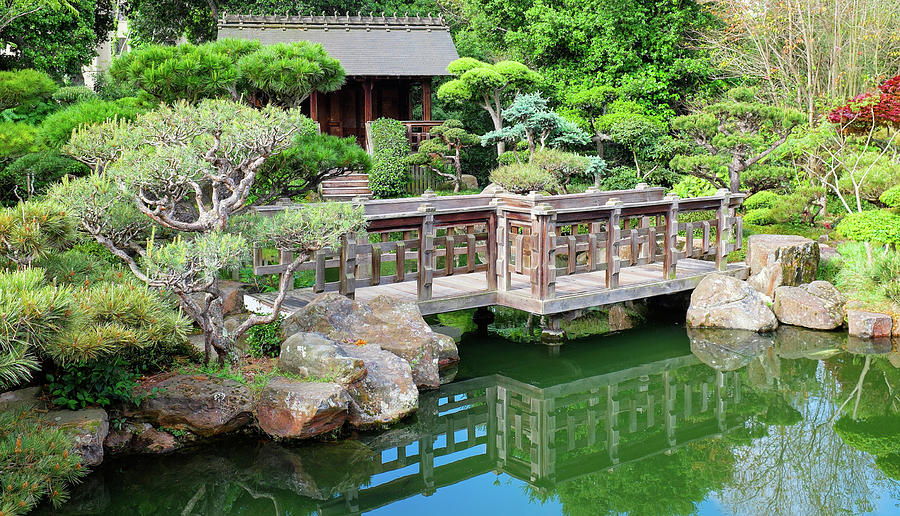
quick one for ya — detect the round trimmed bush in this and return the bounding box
[489,162,557,194]
[744,190,782,211]
[835,209,900,245]
[743,208,775,225]
[880,185,900,209]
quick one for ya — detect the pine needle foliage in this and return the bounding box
[0,410,86,515]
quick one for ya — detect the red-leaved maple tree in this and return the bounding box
[828,75,900,133]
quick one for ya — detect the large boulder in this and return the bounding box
[128,374,254,437]
[746,234,820,289]
[337,343,418,429]
[256,378,348,439]
[282,293,458,389]
[686,274,778,332]
[848,310,893,339]
[773,281,845,330]
[278,332,367,384]
[43,408,109,467]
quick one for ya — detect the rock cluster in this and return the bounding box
[746,235,820,297]
[686,274,778,332]
[688,234,900,344]
[282,293,458,389]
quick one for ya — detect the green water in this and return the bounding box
[41,324,900,515]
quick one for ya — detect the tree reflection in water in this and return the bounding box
[38,326,900,516]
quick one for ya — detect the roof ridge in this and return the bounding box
[218,13,448,30]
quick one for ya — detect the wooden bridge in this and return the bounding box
[312,350,758,516]
[247,185,749,317]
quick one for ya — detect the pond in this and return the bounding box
[40,324,900,515]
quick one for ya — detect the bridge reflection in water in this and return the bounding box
[322,351,752,516]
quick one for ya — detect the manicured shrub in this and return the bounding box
[253,130,368,203]
[743,190,782,211]
[743,208,775,225]
[0,151,89,205]
[0,409,86,514]
[236,42,345,108]
[489,162,557,194]
[0,69,57,111]
[599,165,640,191]
[835,209,900,245]
[37,97,144,148]
[880,184,900,209]
[51,86,97,105]
[670,175,718,198]
[529,148,590,193]
[369,118,410,198]
[769,185,825,225]
[0,121,37,165]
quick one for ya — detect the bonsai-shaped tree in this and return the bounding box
[670,87,804,193]
[405,119,479,193]
[482,93,591,157]
[55,99,366,364]
[437,58,541,154]
[110,39,345,107]
[565,84,620,158]
[253,132,371,204]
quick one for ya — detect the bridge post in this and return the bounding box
[486,206,499,290]
[715,189,731,271]
[418,204,436,301]
[663,194,679,279]
[605,199,622,289]
[530,203,557,300]
[495,202,511,292]
[339,232,357,298]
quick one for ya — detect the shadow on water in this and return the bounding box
[40,325,900,516]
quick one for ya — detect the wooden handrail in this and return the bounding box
[251,187,746,304]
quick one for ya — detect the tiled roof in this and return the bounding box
[217,14,459,77]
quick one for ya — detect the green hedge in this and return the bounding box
[743,190,781,211]
[368,118,410,198]
[835,209,900,245]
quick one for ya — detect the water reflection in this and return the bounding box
[43,328,900,516]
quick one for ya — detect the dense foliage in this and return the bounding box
[55,99,367,363]
[109,39,345,106]
[369,117,411,198]
[405,119,480,192]
[0,410,87,515]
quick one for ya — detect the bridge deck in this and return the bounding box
[246,258,749,315]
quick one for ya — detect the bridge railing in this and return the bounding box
[251,185,744,303]
[495,186,745,300]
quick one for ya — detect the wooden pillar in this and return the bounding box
[486,211,499,290]
[363,79,374,123]
[339,232,357,298]
[530,203,557,300]
[605,199,622,289]
[715,189,730,272]
[309,91,319,126]
[422,77,432,121]
[418,204,436,301]
[496,207,511,292]
[663,194,679,279]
